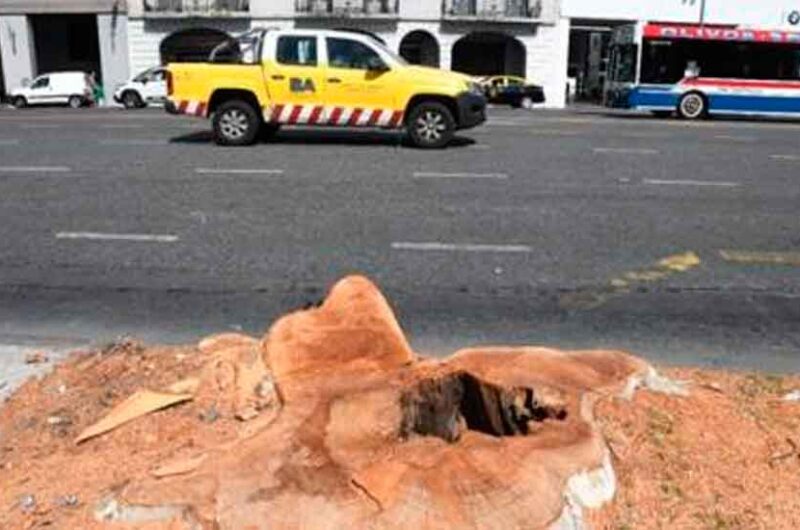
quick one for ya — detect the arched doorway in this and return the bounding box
[451,32,526,77]
[160,28,230,64]
[399,30,440,67]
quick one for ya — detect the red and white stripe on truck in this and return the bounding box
[170,99,404,129]
[266,105,403,128]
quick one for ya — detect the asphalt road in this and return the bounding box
[0,105,798,373]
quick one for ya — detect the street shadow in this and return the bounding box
[169,128,476,149]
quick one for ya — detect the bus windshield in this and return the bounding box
[640,39,800,84]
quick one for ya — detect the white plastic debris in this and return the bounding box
[782,390,800,402]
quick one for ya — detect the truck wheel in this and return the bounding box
[407,101,455,149]
[122,91,143,109]
[12,96,27,109]
[68,96,84,109]
[213,100,261,146]
[677,92,707,120]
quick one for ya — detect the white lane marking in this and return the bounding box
[391,241,531,253]
[0,140,20,146]
[99,139,166,146]
[100,124,145,129]
[21,124,61,129]
[55,231,178,243]
[0,166,71,173]
[593,147,660,155]
[771,154,800,161]
[713,134,754,142]
[413,172,508,180]
[194,168,285,175]
[527,130,580,136]
[643,178,741,188]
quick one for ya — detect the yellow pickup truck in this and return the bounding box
[165,29,486,148]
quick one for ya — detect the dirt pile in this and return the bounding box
[1,276,798,529]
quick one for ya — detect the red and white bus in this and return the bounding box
[605,22,800,119]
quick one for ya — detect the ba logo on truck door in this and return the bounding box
[290,78,316,93]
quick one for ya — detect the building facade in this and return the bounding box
[126,0,569,108]
[3,1,800,108]
[0,0,130,100]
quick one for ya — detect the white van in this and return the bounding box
[9,72,94,109]
[112,67,167,109]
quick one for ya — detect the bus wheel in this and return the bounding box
[677,92,707,120]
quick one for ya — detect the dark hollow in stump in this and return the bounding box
[400,371,568,443]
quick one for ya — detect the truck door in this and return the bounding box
[265,34,327,125]
[323,37,397,127]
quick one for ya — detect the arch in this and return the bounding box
[451,32,526,77]
[399,30,440,68]
[160,28,231,64]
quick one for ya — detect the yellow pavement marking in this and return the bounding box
[658,251,702,272]
[719,250,800,267]
[560,251,702,311]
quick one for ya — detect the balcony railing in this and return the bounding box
[295,0,399,17]
[442,0,551,21]
[143,0,250,16]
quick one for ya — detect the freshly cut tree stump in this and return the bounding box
[113,276,650,530]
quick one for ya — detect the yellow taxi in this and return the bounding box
[166,29,487,148]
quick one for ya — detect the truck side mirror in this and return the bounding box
[22,78,30,87]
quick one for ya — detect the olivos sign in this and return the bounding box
[563,0,800,28]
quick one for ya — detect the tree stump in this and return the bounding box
[113,276,648,529]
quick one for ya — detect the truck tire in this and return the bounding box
[407,101,455,149]
[677,92,707,120]
[12,96,27,109]
[122,91,143,109]
[213,100,261,146]
[68,96,84,109]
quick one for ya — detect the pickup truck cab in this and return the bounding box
[165,29,487,148]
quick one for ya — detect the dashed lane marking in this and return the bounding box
[0,140,20,146]
[770,154,800,161]
[719,250,800,267]
[391,242,531,253]
[412,172,509,180]
[713,135,755,142]
[0,166,71,173]
[593,147,660,155]
[55,232,178,243]
[99,139,167,146]
[21,124,61,129]
[194,168,285,175]
[99,124,146,129]
[643,178,740,188]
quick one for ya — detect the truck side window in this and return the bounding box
[326,38,384,70]
[277,36,318,67]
